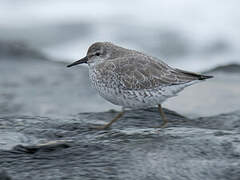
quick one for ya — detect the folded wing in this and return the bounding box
[94,55,212,90]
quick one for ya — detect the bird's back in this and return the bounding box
[90,54,212,90]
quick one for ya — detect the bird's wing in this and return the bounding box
[94,55,200,90]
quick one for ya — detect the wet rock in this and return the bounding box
[0,131,36,150]
[0,108,240,180]
[12,140,72,154]
[0,53,240,179]
[0,170,12,180]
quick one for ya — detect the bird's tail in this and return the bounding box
[175,69,214,80]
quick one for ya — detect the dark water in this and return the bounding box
[0,41,240,180]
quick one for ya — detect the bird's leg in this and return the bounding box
[156,104,168,128]
[92,109,125,130]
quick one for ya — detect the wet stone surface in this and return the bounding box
[0,109,240,180]
[0,44,240,179]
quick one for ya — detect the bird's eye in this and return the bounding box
[96,52,100,56]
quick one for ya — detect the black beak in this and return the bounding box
[67,56,88,67]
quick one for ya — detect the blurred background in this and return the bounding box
[1,0,240,117]
[2,1,240,179]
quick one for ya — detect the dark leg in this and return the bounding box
[158,104,168,128]
[92,110,125,130]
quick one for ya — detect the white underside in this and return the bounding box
[91,80,198,108]
[88,65,199,108]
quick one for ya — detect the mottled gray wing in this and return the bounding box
[94,56,199,90]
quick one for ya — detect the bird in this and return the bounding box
[67,42,213,129]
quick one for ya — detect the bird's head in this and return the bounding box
[67,42,123,67]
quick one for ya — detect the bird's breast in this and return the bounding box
[88,68,168,107]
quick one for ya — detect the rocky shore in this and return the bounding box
[0,41,240,180]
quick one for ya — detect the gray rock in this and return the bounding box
[0,47,240,180]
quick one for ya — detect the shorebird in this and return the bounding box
[67,42,213,129]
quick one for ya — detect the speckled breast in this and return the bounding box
[88,67,171,108]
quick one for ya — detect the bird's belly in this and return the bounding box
[89,69,166,107]
[92,83,169,108]
[89,69,196,108]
